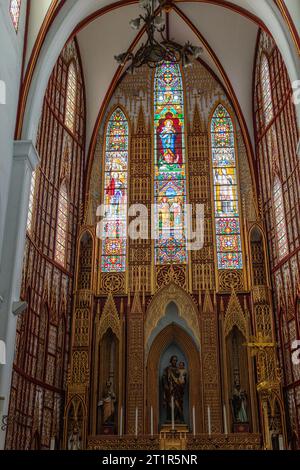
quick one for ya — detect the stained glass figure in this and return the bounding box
[65,62,77,132]
[55,181,68,266]
[154,61,187,265]
[211,104,243,270]
[260,54,274,127]
[9,0,21,32]
[101,108,128,272]
[273,176,288,260]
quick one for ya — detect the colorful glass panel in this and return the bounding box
[273,176,288,260]
[9,0,21,32]
[65,62,77,132]
[260,54,274,127]
[154,61,187,264]
[101,108,128,272]
[211,104,243,270]
[55,181,68,266]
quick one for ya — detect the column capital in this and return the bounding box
[13,140,39,171]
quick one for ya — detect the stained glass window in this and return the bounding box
[55,181,68,266]
[9,0,21,32]
[260,54,274,127]
[27,170,37,233]
[154,61,187,265]
[273,176,288,260]
[101,108,128,272]
[211,104,243,270]
[65,62,77,132]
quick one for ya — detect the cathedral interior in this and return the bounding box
[0,0,300,452]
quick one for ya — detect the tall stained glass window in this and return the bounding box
[273,176,288,260]
[9,0,21,32]
[65,62,77,132]
[154,61,187,265]
[211,104,243,270]
[55,181,68,266]
[260,54,274,127]
[101,108,128,272]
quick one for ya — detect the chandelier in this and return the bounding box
[114,0,203,71]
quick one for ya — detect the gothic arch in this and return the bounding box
[145,323,203,434]
[145,282,200,352]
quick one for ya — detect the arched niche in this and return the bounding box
[266,397,286,450]
[90,295,121,436]
[95,328,119,435]
[64,396,86,450]
[249,225,268,286]
[226,325,251,432]
[146,323,203,434]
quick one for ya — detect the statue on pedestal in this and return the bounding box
[68,420,81,450]
[231,382,248,423]
[162,355,187,424]
[98,379,116,426]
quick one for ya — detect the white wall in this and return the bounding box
[25,0,53,70]
[284,0,300,39]
[0,0,27,272]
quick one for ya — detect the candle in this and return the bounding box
[207,405,211,436]
[50,436,55,450]
[151,406,154,437]
[223,404,228,435]
[278,435,284,450]
[119,406,123,437]
[171,396,175,431]
[135,407,138,437]
[193,406,196,436]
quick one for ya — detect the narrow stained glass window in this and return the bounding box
[65,62,77,132]
[154,61,187,265]
[55,181,68,266]
[260,54,274,127]
[211,104,243,270]
[273,176,288,260]
[101,108,128,272]
[9,0,21,32]
[27,170,37,233]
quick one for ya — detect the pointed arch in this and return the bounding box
[101,107,129,272]
[154,60,187,265]
[273,175,288,260]
[55,180,69,266]
[65,61,78,133]
[210,103,243,270]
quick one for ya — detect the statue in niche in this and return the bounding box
[98,379,116,425]
[68,419,81,450]
[162,355,187,423]
[231,382,248,423]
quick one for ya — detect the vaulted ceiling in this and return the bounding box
[76,2,258,147]
[22,1,300,157]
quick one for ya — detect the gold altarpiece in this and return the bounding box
[63,62,286,450]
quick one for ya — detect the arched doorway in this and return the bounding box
[146,323,203,434]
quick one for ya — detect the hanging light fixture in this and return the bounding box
[115,0,203,71]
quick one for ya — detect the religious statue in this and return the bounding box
[98,379,116,425]
[231,382,248,423]
[68,420,81,450]
[162,355,187,424]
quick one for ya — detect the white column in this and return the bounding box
[0,141,39,449]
